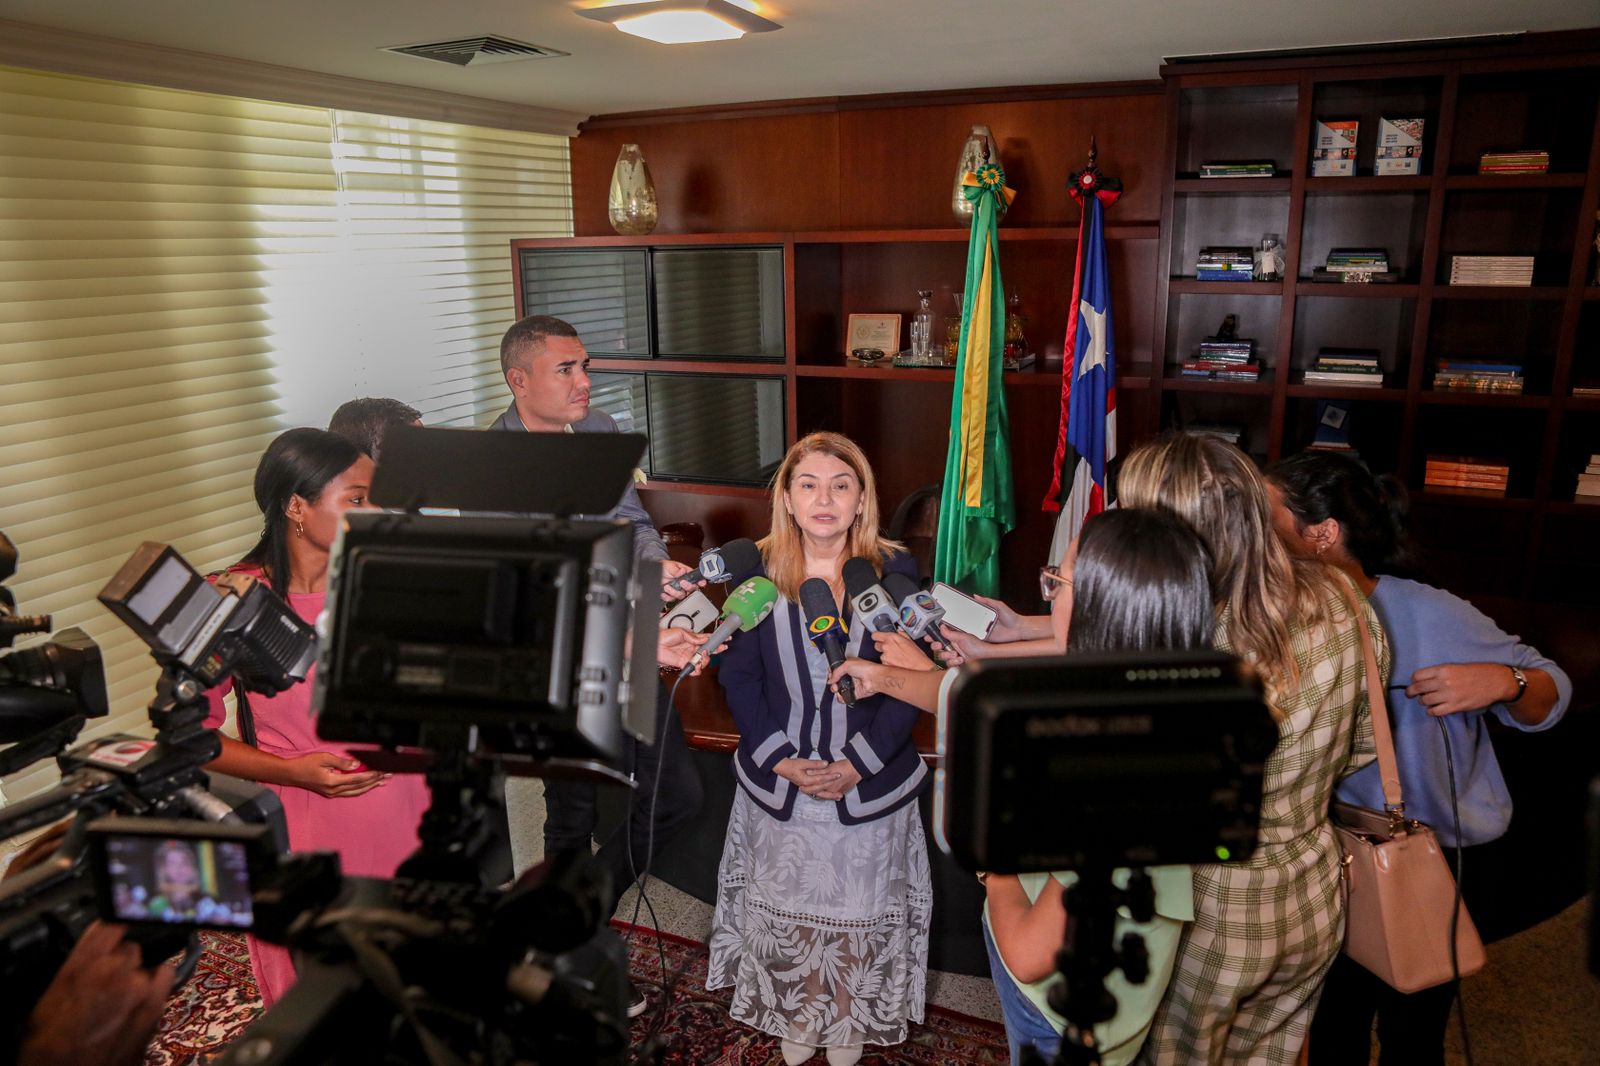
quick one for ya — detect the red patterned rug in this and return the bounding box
[146,926,1008,1065]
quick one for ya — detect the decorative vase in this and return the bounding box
[608,144,659,236]
[952,125,995,226]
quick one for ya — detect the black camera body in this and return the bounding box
[936,649,1278,874]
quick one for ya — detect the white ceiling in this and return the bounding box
[3,1,1596,119]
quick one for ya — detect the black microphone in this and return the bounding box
[665,537,762,593]
[842,557,897,634]
[883,572,945,640]
[798,578,855,707]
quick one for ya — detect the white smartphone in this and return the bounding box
[929,582,997,638]
[659,589,718,632]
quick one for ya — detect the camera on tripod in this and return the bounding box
[0,532,300,1057]
[935,650,1278,1066]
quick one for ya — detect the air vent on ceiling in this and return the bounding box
[384,35,570,66]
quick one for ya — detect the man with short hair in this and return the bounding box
[491,315,704,1004]
[490,315,672,564]
[328,397,423,462]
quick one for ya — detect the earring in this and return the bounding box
[295,521,305,539]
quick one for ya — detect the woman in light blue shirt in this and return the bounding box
[1266,450,1570,1066]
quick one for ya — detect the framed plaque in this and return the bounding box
[846,314,902,358]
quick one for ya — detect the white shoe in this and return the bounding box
[825,1047,862,1066]
[780,1039,815,1065]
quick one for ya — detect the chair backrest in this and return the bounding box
[886,484,940,584]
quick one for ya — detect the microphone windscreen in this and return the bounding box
[723,576,778,630]
[841,557,881,602]
[798,577,839,628]
[881,571,921,606]
[718,538,763,575]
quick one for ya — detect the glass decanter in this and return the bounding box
[910,290,936,361]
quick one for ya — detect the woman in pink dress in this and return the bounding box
[203,428,430,1006]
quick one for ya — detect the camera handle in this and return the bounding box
[1020,864,1156,1066]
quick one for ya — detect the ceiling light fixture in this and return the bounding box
[578,1,781,45]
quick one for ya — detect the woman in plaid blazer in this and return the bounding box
[1121,433,1385,1066]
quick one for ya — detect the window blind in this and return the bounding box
[0,66,571,802]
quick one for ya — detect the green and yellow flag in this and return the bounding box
[934,163,1017,597]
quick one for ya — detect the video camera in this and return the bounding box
[0,534,300,1055]
[202,428,665,1066]
[935,650,1277,1066]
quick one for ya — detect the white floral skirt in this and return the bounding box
[707,787,932,1047]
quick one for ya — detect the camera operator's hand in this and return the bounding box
[830,658,888,700]
[872,631,937,671]
[285,752,388,798]
[18,921,174,1066]
[805,759,862,802]
[658,559,703,604]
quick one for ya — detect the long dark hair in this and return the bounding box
[1067,508,1214,653]
[1265,450,1415,577]
[240,428,364,595]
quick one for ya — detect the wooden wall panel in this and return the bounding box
[571,113,841,235]
[836,93,1167,229]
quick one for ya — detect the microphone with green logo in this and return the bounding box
[681,576,777,675]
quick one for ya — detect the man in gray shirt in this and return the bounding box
[489,315,704,1014]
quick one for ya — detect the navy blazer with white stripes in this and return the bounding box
[717,553,930,825]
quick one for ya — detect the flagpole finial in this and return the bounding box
[1068,135,1122,202]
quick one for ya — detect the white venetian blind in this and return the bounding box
[285,110,572,429]
[0,66,572,802]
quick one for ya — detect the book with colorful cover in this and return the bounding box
[1313,120,1359,177]
[1375,117,1424,175]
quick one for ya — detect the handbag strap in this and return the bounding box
[1335,575,1403,814]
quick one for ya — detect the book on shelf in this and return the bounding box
[1477,149,1550,174]
[1432,359,1524,394]
[1448,255,1535,286]
[1374,117,1424,176]
[1310,247,1396,284]
[1308,400,1355,451]
[1188,423,1246,446]
[1194,247,1255,281]
[1306,346,1383,387]
[1578,455,1600,502]
[1425,454,1510,494]
[1198,160,1277,178]
[1179,362,1263,382]
[1312,119,1358,177]
[1573,385,1600,398]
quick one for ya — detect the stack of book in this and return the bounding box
[1574,385,1600,398]
[1181,334,1262,382]
[1310,247,1397,283]
[1424,455,1510,496]
[1304,348,1384,387]
[1449,256,1535,286]
[1195,247,1256,281]
[1577,455,1600,505]
[1189,424,1246,447]
[1477,149,1550,174]
[1432,359,1524,394]
[1199,160,1276,179]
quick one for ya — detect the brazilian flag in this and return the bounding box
[934,163,1016,597]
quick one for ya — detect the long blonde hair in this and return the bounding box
[1118,433,1340,703]
[758,432,903,601]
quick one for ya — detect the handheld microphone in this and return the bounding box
[666,537,762,593]
[842,557,898,634]
[682,576,778,675]
[883,572,945,640]
[798,578,855,707]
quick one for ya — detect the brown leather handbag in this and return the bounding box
[1331,581,1487,994]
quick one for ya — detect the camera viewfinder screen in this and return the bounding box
[104,834,254,929]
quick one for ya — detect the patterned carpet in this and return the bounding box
[145,926,1009,1065]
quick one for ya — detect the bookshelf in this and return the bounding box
[1157,37,1600,608]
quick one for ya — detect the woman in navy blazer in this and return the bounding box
[705,432,932,1066]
